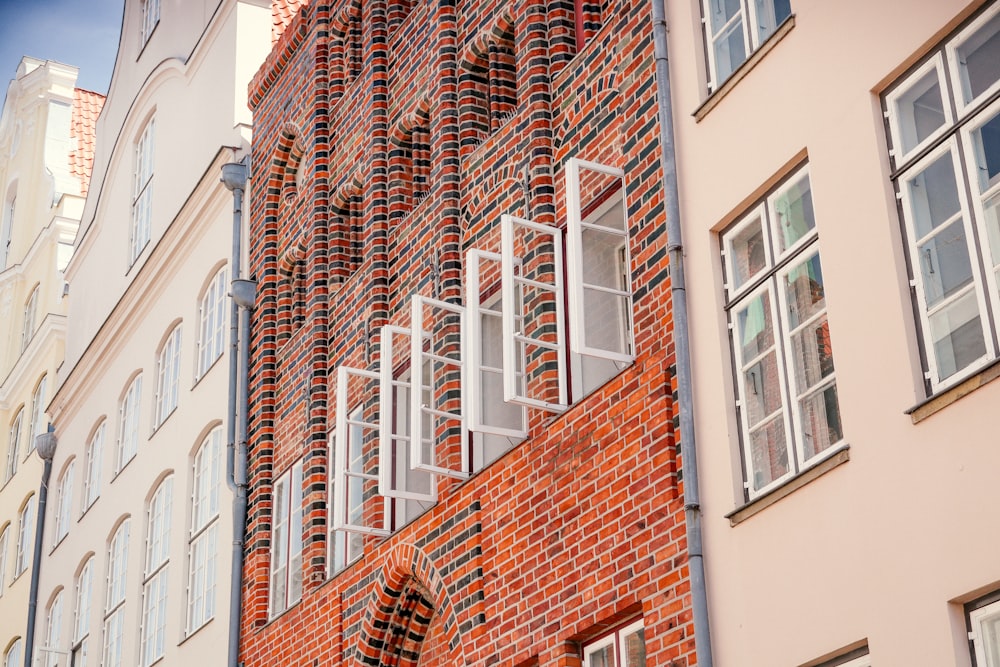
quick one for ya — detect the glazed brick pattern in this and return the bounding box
[244,0,694,664]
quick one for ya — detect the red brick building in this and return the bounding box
[242,0,693,664]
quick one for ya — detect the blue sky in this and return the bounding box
[0,0,123,109]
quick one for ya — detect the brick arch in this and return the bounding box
[354,543,467,666]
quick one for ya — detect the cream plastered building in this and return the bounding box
[38,1,270,667]
[0,57,102,667]
[666,0,1000,664]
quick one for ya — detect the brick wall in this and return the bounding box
[243,0,695,664]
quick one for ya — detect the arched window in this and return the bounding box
[43,589,64,667]
[197,267,227,377]
[3,639,22,667]
[117,375,142,473]
[53,458,75,546]
[154,326,182,426]
[21,284,38,352]
[15,494,35,577]
[83,421,105,510]
[130,118,154,264]
[4,409,23,482]
[103,519,130,667]
[73,556,94,666]
[187,427,220,633]
[141,479,171,666]
[28,373,49,453]
[0,524,9,593]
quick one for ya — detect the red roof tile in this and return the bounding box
[272,0,308,42]
[70,88,105,197]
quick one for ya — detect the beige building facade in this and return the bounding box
[668,0,1000,664]
[0,57,101,667]
[38,1,270,667]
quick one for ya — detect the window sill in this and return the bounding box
[192,354,224,390]
[178,616,213,646]
[262,597,302,629]
[150,405,178,437]
[693,15,796,123]
[905,358,1000,424]
[726,445,850,526]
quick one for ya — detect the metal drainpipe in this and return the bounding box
[651,2,715,665]
[25,430,58,667]
[220,160,250,667]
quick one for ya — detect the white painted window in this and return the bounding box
[15,495,34,577]
[141,479,171,667]
[103,520,129,667]
[21,284,38,352]
[269,460,303,617]
[465,250,527,470]
[83,422,104,511]
[969,596,1000,667]
[73,556,94,666]
[197,267,227,377]
[187,428,220,633]
[53,459,75,546]
[44,590,63,667]
[130,118,154,264]
[0,193,14,270]
[3,639,22,667]
[141,0,160,45]
[0,525,8,595]
[117,375,142,473]
[702,0,792,90]
[29,373,48,452]
[583,619,646,667]
[377,326,437,527]
[4,409,22,482]
[155,326,182,426]
[883,3,1000,392]
[722,167,843,498]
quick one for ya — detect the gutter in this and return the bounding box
[221,159,256,667]
[25,430,58,667]
[650,2,715,665]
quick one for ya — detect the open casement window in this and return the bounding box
[883,3,1000,392]
[500,214,569,411]
[410,295,470,479]
[722,167,844,498]
[565,158,633,397]
[333,366,391,538]
[465,249,527,469]
[583,619,646,667]
[378,326,437,525]
[702,0,792,91]
[968,594,1000,667]
[268,460,303,617]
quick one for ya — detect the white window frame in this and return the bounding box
[582,618,646,667]
[378,325,438,505]
[500,213,569,411]
[197,267,227,377]
[465,249,528,467]
[29,374,48,453]
[0,193,14,270]
[83,422,104,511]
[969,596,1000,667]
[409,295,470,479]
[701,0,792,91]
[722,166,844,498]
[3,640,22,667]
[883,2,1000,393]
[53,459,75,546]
[117,375,142,473]
[5,409,22,482]
[103,520,129,667]
[268,460,303,617]
[141,0,160,45]
[332,366,391,538]
[0,525,7,594]
[74,557,94,656]
[15,495,34,577]
[155,326,182,426]
[44,590,63,667]
[187,428,220,633]
[21,284,38,352]
[130,118,154,264]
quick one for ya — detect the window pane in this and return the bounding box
[906,151,962,240]
[798,383,842,460]
[708,0,742,34]
[984,191,1000,289]
[772,173,815,253]
[784,252,825,330]
[713,19,747,83]
[736,291,774,361]
[971,108,1000,192]
[929,289,987,379]
[979,605,1000,666]
[749,415,788,488]
[754,0,791,43]
[727,213,768,290]
[918,218,975,307]
[892,67,947,156]
[955,10,1000,105]
[622,627,647,667]
[588,644,614,667]
[744,353,782,426]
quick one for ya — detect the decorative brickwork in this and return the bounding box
[243,0,694,665]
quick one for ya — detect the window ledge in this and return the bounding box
[178,616,213,646]
[693,15,796,123]
[905,358,1000,424]
[726,446,850,526]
